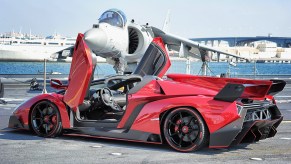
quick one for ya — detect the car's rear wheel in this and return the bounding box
[30,101,62,137]
[163,107,208,152]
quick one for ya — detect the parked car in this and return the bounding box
[9,34,285,152]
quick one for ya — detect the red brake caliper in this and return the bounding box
[174,119,182,132]
[51,115,57,128]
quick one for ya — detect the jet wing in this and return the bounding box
[151,27,249,62]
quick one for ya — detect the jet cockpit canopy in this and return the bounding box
[98,9,127,28]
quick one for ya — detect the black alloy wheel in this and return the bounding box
[163,108,208,152]
[30,101,62,137]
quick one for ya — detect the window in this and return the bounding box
[48,42,59,45]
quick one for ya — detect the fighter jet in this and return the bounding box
[78,9,248,74]
[83,9,153,74]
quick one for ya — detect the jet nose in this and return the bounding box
[84,28,107,52]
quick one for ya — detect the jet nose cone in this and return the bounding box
[84,28,107,52]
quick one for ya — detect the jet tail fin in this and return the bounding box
[162,10,171,33]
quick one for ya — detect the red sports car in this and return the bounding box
[8,34,285,152]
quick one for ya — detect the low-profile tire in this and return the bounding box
[163,107,208,152]
[30,101,62,137]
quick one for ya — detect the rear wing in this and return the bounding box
[267,80,286,96]
[214,84,245,102]
[214,80,286,102]
[167,74,286,102]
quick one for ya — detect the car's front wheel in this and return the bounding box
[163,107,208,152]
[30,101,62,137]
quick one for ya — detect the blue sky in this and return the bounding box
[1,0,291,38]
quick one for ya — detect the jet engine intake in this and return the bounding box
[125,24,153,63]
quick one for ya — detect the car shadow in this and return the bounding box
[54,134,253,154]
[0,128,252,154]
[0,129,44,141]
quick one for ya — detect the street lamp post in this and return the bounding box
[42,58,47,94]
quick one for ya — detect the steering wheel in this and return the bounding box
[92,87,121,112]
[99,87,113,106]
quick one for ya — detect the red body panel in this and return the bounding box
[13,93,70,129]
[118,80,163,128]
[167,74,272,99]
[130,94,239,134]
[63,33,93,110]
[157,80,217,96]
[118,37,171,128]
[118,78,239,134]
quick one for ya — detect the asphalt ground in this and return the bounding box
[0,82,290,163]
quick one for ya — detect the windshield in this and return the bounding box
[99,9,127,28]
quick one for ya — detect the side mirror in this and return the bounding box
[50,79,68,90]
